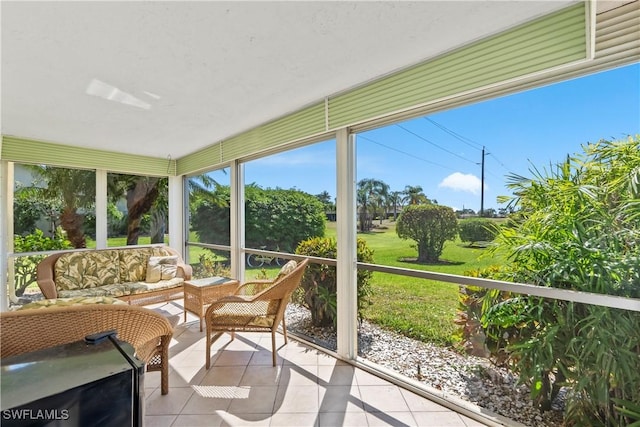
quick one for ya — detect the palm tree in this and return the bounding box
[357,178,389,232]
[402,185,429,205]
[388,191,403,220]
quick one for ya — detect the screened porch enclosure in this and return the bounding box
[1,1,639,426]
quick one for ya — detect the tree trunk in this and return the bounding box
[417,242,436,263]
[126,179,159,245]
[149,209,166,244]
[59,207,86,248]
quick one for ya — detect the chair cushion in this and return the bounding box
[119,248,153,283]
[55,250,120,290]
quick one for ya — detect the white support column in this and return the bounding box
[0,161,12,311]
[168,175,184,257]
[230,161,245,282]
[336,128,358,360]
[95,170,107,249]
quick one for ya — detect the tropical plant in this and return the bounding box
[396,204,458,262]
[387,191,404,220]
[402,184,430,205]
[482,137,640,424]
[357,178,389,232]
[294,237,374,327]
[314,191,335,215]
[191,252,231,279]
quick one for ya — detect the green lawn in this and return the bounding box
[334,220,505,347]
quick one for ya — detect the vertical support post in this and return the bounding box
[95,170,107,249]
[0,161,11,311]
[168,175,184,257]
[336,128,358,360]
[231,161,245,282]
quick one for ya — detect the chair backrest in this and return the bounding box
[0,304,173,363]
[255,258,308,302]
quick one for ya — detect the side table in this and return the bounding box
[183,277,239,332]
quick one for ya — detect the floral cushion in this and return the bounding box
[119,248,153,283]
[55,250,120,291]
[276,260,297,279]
[145,256,178,283]
[17,296,126,310]
[151,247,172,257]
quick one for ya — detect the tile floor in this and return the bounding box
[144,302,488,427]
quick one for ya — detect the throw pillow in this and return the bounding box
[276,260,297,280]
[146,256,178,283]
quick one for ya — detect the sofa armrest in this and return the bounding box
[36,252,64,299]
[178,263,192,280]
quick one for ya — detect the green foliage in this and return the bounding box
[191,251,231,279]
[458,218,498,246]
[192,185,326,252]
[13,184,62,236]
[13,230,72,296]
[481,137,640,424]
[25,165,95,248]
[396,204,458,262]
[294,237,374,327]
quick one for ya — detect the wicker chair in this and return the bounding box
[0,304,174,395]
[205,258,308,368]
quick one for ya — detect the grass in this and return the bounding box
[344,220,505,347]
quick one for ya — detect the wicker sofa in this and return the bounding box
[36,246,192,305]
[0,304,174,394]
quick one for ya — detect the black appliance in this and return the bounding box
[1,336,144,427]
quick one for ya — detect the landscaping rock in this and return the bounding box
[286,304,564,427]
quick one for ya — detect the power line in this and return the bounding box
[357,135,456,172]
[395,124,477,165]
[425,116,511,176]
[487,152,510,172]
[423,117,484,151]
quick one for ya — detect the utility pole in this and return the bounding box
[480,146,485,217]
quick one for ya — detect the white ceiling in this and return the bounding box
[1,1,577,160]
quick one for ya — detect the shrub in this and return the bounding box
[396,204,458,262]
[294,237,374,327]
[481,137,640,423]
[191,251,231,279]
[13,229,72,296]
[191,185,325,253]
[458,218,498,246]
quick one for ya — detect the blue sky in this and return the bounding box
[244,63,640,212]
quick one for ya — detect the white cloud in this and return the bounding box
[438,172,484,195]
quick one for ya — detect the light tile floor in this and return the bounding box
[144,302,488,427]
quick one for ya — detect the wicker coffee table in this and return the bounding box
[183,277,240,331]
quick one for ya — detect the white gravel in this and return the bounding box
[285,304,564,427]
